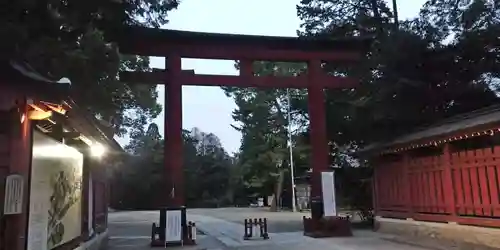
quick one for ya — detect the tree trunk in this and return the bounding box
[392,0,399,29]
[369,0,384,37]
[270,169,286,212]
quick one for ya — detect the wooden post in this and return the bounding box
[372,159,380,216]
[166,55,184,207]
[307,60,328,212]
[4,95,32,250]
[402,152,413,218]
[240,60,253,78]
[90,173,95,234]
[443,143,457,218]
[81,152,91,240]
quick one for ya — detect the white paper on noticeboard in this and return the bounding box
[165,210,182,243]
[321,171,337,217]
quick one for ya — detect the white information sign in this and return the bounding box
[4,174,24,215]
[165,210,182,244]
[321,171,337,217]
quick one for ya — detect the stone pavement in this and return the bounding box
[107,209,436,250]
[107,210,226,250]
[107,234,223,250]
[188,207,307,233]
[188,213,431,250]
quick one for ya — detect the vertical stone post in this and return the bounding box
[165,55,184,207]
[307,60,329,217]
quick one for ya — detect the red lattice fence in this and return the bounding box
[375,146,500,227]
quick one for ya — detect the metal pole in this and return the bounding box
[287,88,297,212]
[392,0,399,29]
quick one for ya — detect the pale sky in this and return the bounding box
[116,0,428,154]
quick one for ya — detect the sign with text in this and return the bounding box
[165,210,182,244]
[321,171,337,217]
[4,174,24,215]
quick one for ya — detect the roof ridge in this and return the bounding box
[405,104,500,134]
[359,103,500,154]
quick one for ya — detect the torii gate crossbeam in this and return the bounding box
[115,25,370,228]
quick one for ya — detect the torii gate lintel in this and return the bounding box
[115,25,369,217]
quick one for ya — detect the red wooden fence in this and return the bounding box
[375,146,500,227]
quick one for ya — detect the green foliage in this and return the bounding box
[0,0,178,136]
[224,61,311,204]
[297,0,394,37]
[224,0,500,212]
[183,128,235,207]
[296,0,500,145]
[111,125,236,209]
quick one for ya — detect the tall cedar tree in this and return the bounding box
[296,0,500,145]
[0,0,180,135]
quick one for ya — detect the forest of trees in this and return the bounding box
[4,0,499,210]
[110,125,239,209]
[225,0,500,211]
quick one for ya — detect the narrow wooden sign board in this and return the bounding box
[165,210,183,248]
[321,171,337,217]
[4,174,24,215]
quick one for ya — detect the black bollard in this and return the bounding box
[245,219,249,239]
[159,208,166,242]
[243,219,246,239]
[249,219,254,238]
[262,218,269,239]
[243,219,252,240]
[258,218,264,238]
[244,218,269,240]
[151,222,157,241]
[253,218,258,237]
[187,222,193,240]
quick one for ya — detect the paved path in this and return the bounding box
[107,210,225,250]
[107,209,433,250]
[189,210,430,250]
[188,207,307,233]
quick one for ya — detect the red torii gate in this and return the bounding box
[116,26,369,214]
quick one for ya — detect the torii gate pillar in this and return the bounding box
[307,60,329,201]
[164,57,330,214]
[165,55,184,206]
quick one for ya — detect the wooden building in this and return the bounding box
[0,61,122,250]
[362,105,500,248]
